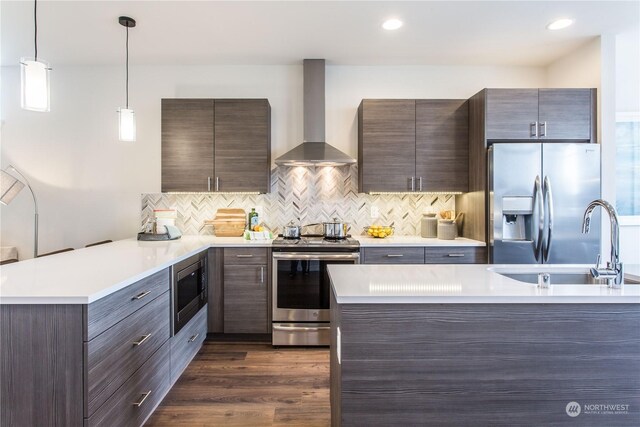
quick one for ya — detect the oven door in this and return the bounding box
[173,259,207,335]
[272,252,359,322]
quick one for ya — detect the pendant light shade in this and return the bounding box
[118,108,136,141]
[21,0,50,112]
[118,16,136,141]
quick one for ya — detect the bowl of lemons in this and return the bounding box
[364,225,394,238]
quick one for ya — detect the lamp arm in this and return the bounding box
[7,165,38,215]
[8,165,39,257]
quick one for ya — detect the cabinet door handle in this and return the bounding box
[215,176,220,191]
[132,390,152,407]
[132,334,152,346]
[260,266,265,283]
[236,254,254,258]
[447,253,465,257]
[539,122,547,137]
[188,333,199,343]
[418,177,423,192]
[410,177,415,192]
[386,254,404,258]
[530,122,538,138]
[132,290,151,301]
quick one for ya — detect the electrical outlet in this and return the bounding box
[370,206,380,218]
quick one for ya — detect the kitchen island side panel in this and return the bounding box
[331,302,640,426]
[1,304,84,426]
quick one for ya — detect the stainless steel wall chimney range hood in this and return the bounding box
[275,59,356,166]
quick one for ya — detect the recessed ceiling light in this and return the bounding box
[382,19,403,31]
[547,18,574,30]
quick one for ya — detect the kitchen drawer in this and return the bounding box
[424,247,487,264]
[85,291,170,417]
[171,305,208,384]
[223,247,268,265]
[85,268,170,340]
[362,247,425,264]
[85,340,171,427]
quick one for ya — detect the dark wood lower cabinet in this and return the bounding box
[86,292,171,416]
[86,341,171,427]
[224,264,269,333]
[362,246,486,264]
[219,247,270,334]
[1,304,84,427]
[171,307,208,384]
[424,246,487,263]
[362,247,425,264]
[0,268,207,427]
[331,294,640,426]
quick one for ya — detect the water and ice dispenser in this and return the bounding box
[501,197,533,241]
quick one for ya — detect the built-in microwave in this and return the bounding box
[171,252,207,336]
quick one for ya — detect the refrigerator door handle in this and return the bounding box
[543,176,554,262]
[533,175,544,261]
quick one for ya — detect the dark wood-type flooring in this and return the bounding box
[146,341,330,426]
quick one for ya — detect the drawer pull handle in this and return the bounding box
[133,334,152,346]
[386,254,404,257]
[133,390,152,407]
[132,290,151,300]
[188,333,199,343]
[448,253,465,257]
[236,254,254,258]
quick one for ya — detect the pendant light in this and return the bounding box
[21,0,51,112]
[118,16,136,142]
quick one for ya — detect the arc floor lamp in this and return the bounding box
[0,166,39,257]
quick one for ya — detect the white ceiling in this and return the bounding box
[1,1,638,67]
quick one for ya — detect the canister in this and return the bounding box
[437,219,457,240]
[420,213,438,238]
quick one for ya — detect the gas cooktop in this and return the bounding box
[272,234,360,250]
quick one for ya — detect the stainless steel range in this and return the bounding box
[272,234,360,346]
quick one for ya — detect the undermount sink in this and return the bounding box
[499,272,605,285]
[489,266,607,285]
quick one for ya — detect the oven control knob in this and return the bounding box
[313,311,318,317]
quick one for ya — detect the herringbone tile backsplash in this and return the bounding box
[141,165,455,236]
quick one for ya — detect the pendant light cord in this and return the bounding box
[34,0,38,60]
[125,25,129,108]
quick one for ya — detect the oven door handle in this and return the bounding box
[273,325,331,332]
[272,253,360,261]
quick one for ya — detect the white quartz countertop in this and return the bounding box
[353,236,485,247]
[328,264,640,304]
[0,236,271,305]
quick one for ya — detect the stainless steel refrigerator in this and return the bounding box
[488,143,601,264]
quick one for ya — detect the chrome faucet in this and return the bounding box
[582,199,624,288]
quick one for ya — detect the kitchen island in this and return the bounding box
[328,264,640,426]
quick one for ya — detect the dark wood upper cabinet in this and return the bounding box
[214,100,271,193]
[359,99,469,193]
[484,88,595,142]
[161,98,271,193]
[358,100,416,193]
[161,99,214,192]
[485,89,539,140]
[538,89,595,141]
[416,99,469,192]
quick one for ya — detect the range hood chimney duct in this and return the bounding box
[275,59,356,166]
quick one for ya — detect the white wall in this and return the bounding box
[1,63,547,259]
[615,26,640,265]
